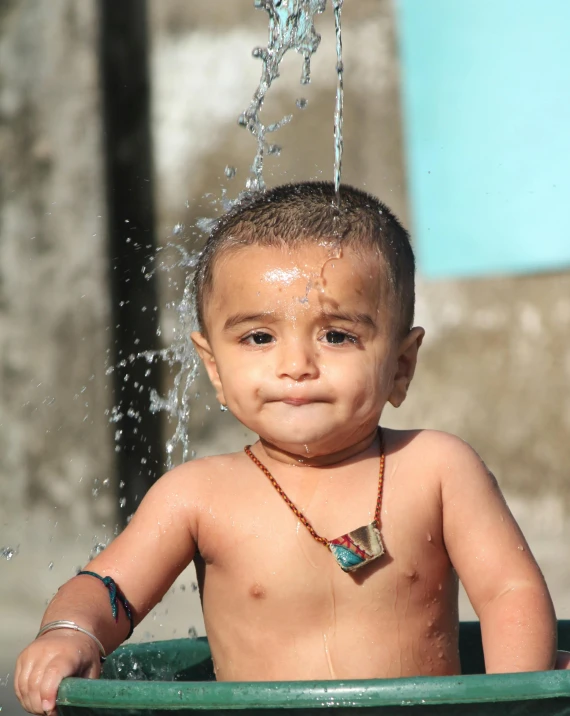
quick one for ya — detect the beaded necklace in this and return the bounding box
[244,428,385,572]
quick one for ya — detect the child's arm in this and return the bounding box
[15,466,198,715]
[437,432,557,673]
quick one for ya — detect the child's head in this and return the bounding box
[191,182,424,458]
[193,182,416,339]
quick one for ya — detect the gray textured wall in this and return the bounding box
[0,1,113,532]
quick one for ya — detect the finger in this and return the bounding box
[26,665,46,715]
[16,655,37,714]
[13,657,22,702]
[36,665,63,716]
[39,658,79,716]
[556,650,570,670]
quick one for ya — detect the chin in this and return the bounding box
[258,425,353,456]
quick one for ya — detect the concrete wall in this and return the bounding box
[0,1,113,533]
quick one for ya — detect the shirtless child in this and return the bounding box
[16,182,558,715]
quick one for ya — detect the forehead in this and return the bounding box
[203,243,389,325]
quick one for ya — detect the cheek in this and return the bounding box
[217,351,265,396]
[323,352,380,391]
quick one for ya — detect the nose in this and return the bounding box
[276,336,319,382]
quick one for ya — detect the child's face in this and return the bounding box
[192,243,423,458]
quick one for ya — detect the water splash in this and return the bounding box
[144,244,201,470]
[239,0,327,192]
[1,546,18,561]
[332,0,344,201]
[108,1,347,472]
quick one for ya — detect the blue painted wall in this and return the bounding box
[396,0,570,278]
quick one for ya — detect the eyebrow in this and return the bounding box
[223,310,376,331]
[321,310,376,328]
[223,312,275,331]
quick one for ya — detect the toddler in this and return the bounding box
[16,182,559,715]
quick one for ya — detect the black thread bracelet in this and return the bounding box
[77,570,135,639]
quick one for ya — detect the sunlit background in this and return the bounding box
[1,1,569,712]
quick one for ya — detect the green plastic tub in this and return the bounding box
[57,621,570,715]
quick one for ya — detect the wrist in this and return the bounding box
[37,620,107,662]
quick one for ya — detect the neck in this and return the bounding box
[256,427,381,468]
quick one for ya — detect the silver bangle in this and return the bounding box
[36,620,107,661]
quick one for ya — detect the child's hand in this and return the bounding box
[14,630,101,715]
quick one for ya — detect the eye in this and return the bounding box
[242,331,274,346]
[324,330,356,345]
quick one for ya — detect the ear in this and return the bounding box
[191,331,227,407]
[388,327,425,408]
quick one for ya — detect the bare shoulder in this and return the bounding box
[385,428,492,487]
[385,427,473,456]
[125,450,249,537]
[156,450,248,495]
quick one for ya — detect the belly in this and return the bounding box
[203,588,461,681]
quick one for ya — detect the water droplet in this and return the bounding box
[48,561,54,570]
[188,626,198,638]
[2,546,19,561]
[518,544,525,551]
[172,223,184,236]
[119,497,127,508]
[224,166,237,179]
[296,98,308,109]
[90,542,108,560]
[220,404,228,412]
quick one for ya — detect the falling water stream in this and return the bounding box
[332,0,344,200]
[237,0,344,195]
[142,0,346,469]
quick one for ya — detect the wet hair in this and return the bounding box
[193,181,416,335]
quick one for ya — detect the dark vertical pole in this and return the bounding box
[98,0,164,523]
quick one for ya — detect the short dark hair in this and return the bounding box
[193,181,416,335]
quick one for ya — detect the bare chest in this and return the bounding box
[196,467,451,612]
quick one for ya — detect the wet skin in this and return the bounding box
[191,431,462,680]
[15,244,557,712]
[190,244,461,678]
[103,244,553,679]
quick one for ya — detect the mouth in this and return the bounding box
[278,398,322,406]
